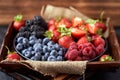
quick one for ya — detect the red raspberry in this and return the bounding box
[82,46,93,57]
[90,50,96,59]
[78,43,85,50]
[93,37,105,47]
[75,56,82,61]
[82,56,90,60]
[67,49,79,60]
[69,42,78,50]
[96,44,104,55]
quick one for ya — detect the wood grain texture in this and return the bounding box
[0,0,120,26]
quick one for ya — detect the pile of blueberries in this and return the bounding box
[15,16,66,61]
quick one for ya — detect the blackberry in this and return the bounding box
[32,31,44,38]
[30,25,41,31]
[16,32,25,38]
[25,20,33,26]
[24,31,31,38]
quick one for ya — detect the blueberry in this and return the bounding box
[22,49,28,54]
[47,55,56,61]
[47,41,55,46]
[41,56,46,61]
[29,39,35,45]
[17,37,24,43]
[57,56,63,61]
[44,52,49,59]
[35,39,42,43]
[33,43,42,49]
[22,38,29,45]
[31,51,36,56]
[42,38,50,45]
[47,45,53,52]
[34,52,41,60]
[54,43,60,51]
[24,50,32,58]
[29,35,37,41]
[42,45,48,53]
[50,50,58,57]
[34,46,42,52]
[30,56,37,60]
[58,50,63,56]
[16,43,23,50]
[28,47,33,51]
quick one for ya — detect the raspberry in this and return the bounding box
[90,50,96,59]
[96,44,104,55]
[82,56,90,60]
[82,46,93,57]
[93,37,105,47]
[67,49,79,60]
[69,42,78,50]
[75,56,82,61]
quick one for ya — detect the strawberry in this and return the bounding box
[47,18,56,27]
[100,54,113,62]
[77,36,89,45]
[95,22,106,32]
[93,37,105,47]
[48,25,57,32]
[71,28,87,39]
[58,36,74,48]
[6,46,20,60]
[13,14,25,31]
[57,18,72,28]
[86,23,98,34]
[44,30,60,42]
[72,17,84,27]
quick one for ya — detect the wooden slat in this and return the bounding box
[0,0,120,25]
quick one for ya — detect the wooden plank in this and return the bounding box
[0,0,120,25]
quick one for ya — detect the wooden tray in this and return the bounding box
[0,20,120,79]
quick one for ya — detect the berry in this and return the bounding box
[42,45,48,53]
[47,55,56,61]
[24,50,32,58]
[17,37,24,43]
[22,49,28,54]
[50,50,58,57]
[67,49,79,60]
[93,37,105,47]
[57,56,63,61]
[54,43,61,51]
[29,39,35,45]
[29,35,37,41]
[34,46,42,52]
[58,50,63,56]
[96,44,104,55]
[42,38,50,45]
[16,43,23,51]
[82,46,93,57]
[22,38,29,45]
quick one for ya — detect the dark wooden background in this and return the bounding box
[0,0,120,26]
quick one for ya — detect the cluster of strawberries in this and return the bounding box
[46,17,107,61]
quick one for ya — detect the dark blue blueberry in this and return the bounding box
[34,52,41,60]
[34,46,42,52]
[29,35,37,41]
[44,52,49,59]
[57,56,63,61]
[33,43,42,49]
[47,41,55,46]
[22,49,28,54]
[42,38,50,45]
[41,56,46,61]
[58,50,63,56]
[50,50,58,57]
[24,50,32,58]
[35,39,42,43]
[16,43,23,50]
[22,38,29,45]
[31,51,36,56]
[42,46,48,53]
[17,37,24,43]
[47,55,56,61]
[28,47,33,51]
[30,56,38,61]
[29,39,35,45]
[47,45,53,52]
[54,43,60,51]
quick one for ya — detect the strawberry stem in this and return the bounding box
[14,14,23,22]
[5,46,11,54]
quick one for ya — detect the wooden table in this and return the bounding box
[0,0,120,26]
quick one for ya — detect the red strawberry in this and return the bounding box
[6,46,20,60]
[48,25,57,32]
[71,28,87,39]
[51,30,61,42]
[57,18,72,28]
[72,17,84,27]
[13,14,25,31]
[86,23,98,34]
[58,36,74,48]
[77,36,89,45]
[48,18,56,27]
[93,37,105,47]
[100,54,113,62]
[95,22,106,32]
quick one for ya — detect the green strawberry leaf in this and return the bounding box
[14,14,23,22]
[87,36,92,42]
[58,27,71,37]
[86,19,99,24]
[5,46,11,54]
[96,28,103,35]
[44,31,53,39]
